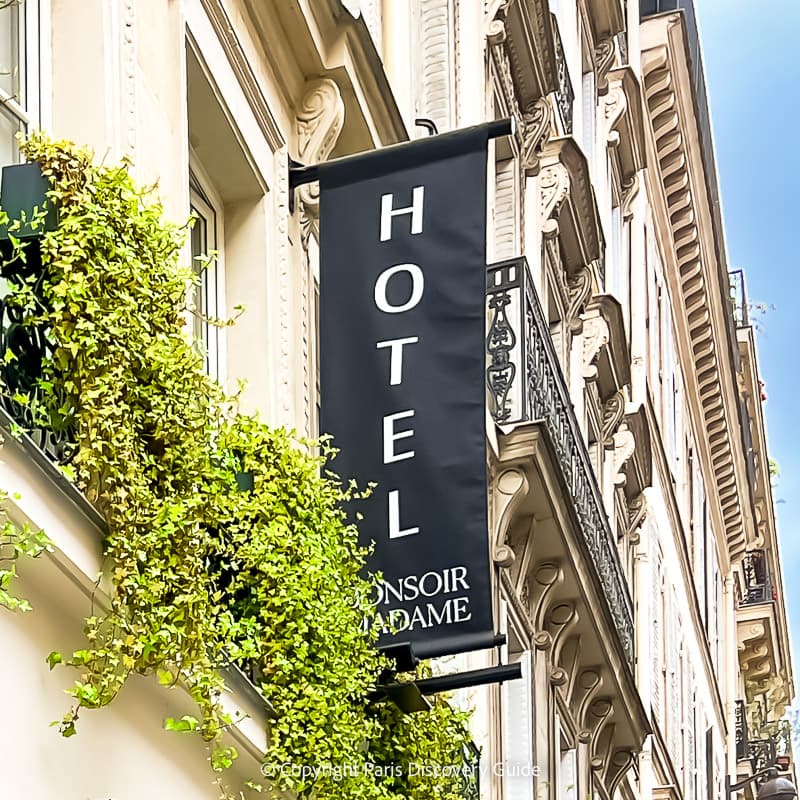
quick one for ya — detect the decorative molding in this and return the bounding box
[121,0,137,157]
[418,0,453,132]
[295,79,344,438]
[489,34,523,125]
[275,146,291,426]
[643,28,746,559]
[595,38,616,96]
[199,0,285,150]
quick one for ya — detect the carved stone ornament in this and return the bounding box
[621,173,640,220]
[296,78,345,243]
[486,0,511,45]
[601,389,626,446]
[522,97,553,175]
[582,315,610,380]
[603,84,627,147]
[567,267,593,333]
[595,38,616,96]
[539,162,570,236]
[612,421,636,486]
[628,492,648,536]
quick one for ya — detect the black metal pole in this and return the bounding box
[414,662,522,695]
[289,117,516,190]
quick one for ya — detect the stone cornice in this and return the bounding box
[641,14,751,565]
[501,0,560,107]
[583,0,626,40]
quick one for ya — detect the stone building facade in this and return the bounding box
[0,0,793,798]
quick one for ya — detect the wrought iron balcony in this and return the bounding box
[736,699,749,762]
[0,162,76,464]
[741,549,774,606]
[486,256,634,669]
[729,268,749,327]
[552,14,575,135]
[749,737,778,778]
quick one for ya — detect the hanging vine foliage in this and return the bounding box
[0,133,475,799]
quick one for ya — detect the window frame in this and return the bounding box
[0,0,41,164]
[188,157,226,384]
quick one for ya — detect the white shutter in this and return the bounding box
[494,157,517,261]
[667,593,680,762]
[651,553,663,722]
[502,650,534,800]
[581,72,596,174]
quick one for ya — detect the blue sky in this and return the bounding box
[696,0,800,673]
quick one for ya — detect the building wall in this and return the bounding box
[0,1,792,799]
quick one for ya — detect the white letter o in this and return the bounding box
[374,264,424,314]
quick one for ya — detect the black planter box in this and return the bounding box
[0,162,58,241]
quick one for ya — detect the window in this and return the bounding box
[558,725,577,800]
[0,0,38,165]
[189,171,222,382]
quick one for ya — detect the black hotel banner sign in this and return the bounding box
[318,126,494,659]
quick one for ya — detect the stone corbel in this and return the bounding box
[492,467,530,567]
[522,97,552,175]
[547,602,579,673]
[574,669,603,742]
[627,492,648,542]
[607,750,636,797]
[621,173,640,219]
[539,161,570,238]
[531,562,561,632]
[566,266,593,333]
[603,83,627,149]
[296,78,345,245]
[582,314,610,380]
[601,389,626,446]
[612,420,636,486]
[595,38,617,96]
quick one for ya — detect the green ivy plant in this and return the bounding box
[0,132,475,799]
[0,487,53,612]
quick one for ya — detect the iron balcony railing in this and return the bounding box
[486,256,635,670]
[741,549,774,606]
[729,268,749,328]
[552,14,575,135]
[736,699,749,762]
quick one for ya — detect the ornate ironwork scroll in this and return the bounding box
[552,15,575,134]
[487,290,517,423]
[0,242,77,464]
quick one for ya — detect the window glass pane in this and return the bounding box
[0,106,22,165]
[0,0,24,105]
[189,193,219,380]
